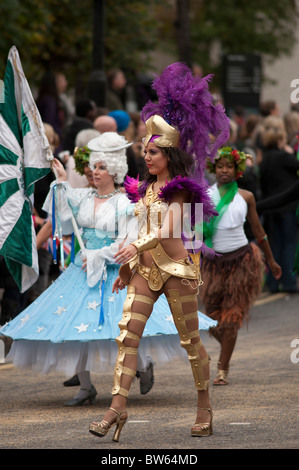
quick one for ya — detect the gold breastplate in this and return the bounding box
[134,183,169,237]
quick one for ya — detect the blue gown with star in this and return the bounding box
[0,183,216,376]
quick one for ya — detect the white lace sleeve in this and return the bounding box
[83,195,138,287]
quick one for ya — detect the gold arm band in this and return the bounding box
[131,234,158,254]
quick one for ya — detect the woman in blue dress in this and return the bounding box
[0,131,216,406]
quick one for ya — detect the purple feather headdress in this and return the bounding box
[141,62,230,180]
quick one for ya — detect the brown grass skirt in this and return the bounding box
[199,243,264,330]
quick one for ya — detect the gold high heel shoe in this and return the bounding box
[191,407,213,437]
[89,407,128,442]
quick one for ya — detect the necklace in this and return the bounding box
[93,188,120,199]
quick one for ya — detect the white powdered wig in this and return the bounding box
[88,132,131,184]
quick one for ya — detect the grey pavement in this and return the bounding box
[0,291,298,452]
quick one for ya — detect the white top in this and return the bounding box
[42,181,137,287]
[208,183,248,253]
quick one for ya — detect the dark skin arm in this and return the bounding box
[239,188,282,280]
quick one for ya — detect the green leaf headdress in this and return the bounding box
[206,146,252,179]
[73,146,91,175]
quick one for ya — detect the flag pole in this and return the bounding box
[52,167,84,252]
[70,215,84,251]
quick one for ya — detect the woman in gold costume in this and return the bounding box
[89,62,230,441]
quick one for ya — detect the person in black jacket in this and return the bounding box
[259,117,299,292]
[257,180,299,278]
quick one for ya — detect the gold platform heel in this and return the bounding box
[191,407,213,437]
[89,407,128,442]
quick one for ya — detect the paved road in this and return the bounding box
[0,291,298,453]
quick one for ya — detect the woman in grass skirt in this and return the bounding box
[199,147,282,385]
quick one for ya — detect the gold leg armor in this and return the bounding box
[167,289,209,391]
[112,285,154,397]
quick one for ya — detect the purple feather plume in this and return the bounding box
[123,176,140,202]
[141,62,230,180]
[123,176,149,202]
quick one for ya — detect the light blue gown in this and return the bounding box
[0,183,216,376]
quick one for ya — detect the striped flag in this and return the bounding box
[0,46,53,292]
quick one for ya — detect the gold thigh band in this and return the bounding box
[112,285,154,397]
[112,286,138,397]
[167,289,209,391]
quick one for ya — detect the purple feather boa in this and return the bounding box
[123,175,142,203]
[124,175,216,220]
[123,176,150,203]
[124,175,217,258]
[158,175,217,222]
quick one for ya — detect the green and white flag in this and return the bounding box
[0,46,53,292]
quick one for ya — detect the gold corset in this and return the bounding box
[119,184,201,288]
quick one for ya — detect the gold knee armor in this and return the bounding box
[167,289,209,391]
[112,285,154,397]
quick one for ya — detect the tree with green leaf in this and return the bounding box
[0,0,298,96]
[0,0,163,87]
[183,0,299,76]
